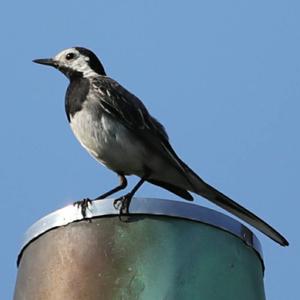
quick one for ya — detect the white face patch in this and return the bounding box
[54,48,98,77]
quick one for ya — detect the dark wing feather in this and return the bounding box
[147,179,193,200]
[92,77,168,137]
[92,76,195,188]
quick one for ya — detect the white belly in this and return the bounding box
[70,110,146,175]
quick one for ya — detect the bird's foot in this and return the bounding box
[73,198,92,218]
[113,193,133,216]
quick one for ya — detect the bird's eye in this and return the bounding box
[66,53,75,60]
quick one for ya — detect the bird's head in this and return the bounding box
[33,47,106,79]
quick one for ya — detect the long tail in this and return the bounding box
[187,171,289,246]
[149,136,288,245]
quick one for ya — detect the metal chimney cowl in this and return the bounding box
[14,198,265,300]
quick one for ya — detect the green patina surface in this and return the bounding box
[100,216,265,300]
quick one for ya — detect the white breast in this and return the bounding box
[69,108,146,175]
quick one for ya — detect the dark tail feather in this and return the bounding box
[152,136,288,245]
[193,178,289,246]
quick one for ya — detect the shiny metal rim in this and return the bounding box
[18,198,263,264]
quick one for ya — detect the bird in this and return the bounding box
[33,46,288,246]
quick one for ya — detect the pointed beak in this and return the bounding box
[32,58,58,68]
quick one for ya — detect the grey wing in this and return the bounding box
[92,76,168,139]
[92,77,197,191]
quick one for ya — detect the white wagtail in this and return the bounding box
[33,47,288,246]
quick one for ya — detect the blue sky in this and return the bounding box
[1,1,299,299]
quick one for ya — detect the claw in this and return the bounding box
[113,198,123,210]
[73,198,92,218]
[113,193,133,217]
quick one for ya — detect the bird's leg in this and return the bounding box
[114,175,148,215]
[73,174,127,218]
[95,174,127,200]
